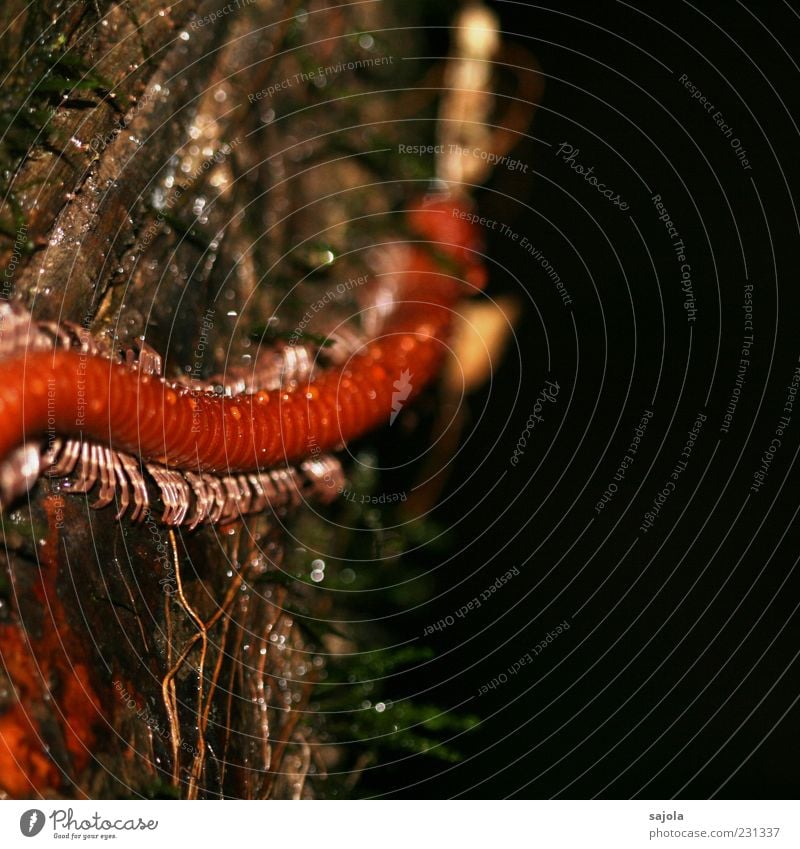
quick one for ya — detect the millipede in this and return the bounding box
[0,195,487,527]
[0,0,539,801]
[0,0,512,532]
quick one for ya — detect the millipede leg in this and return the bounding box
[220,476,243,523]
[92,446,118,509]
[184,471,210,529]
[62,322,100,356]
[300,456,344,504]
[126,339,163,377]
[47,439,81,477]
[247,474,266,514]
[120,453,149,522]
[169,470,191,527]
[110,451,130,520]
[203,474,226,525]
[69,442,100,493]
[41,438,63,471]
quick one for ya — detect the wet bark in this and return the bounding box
[0,0,420,798]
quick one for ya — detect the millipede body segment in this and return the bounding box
[0,198,486,487]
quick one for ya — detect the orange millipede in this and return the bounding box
[0,196,486,525]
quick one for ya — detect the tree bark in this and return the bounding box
[0,0,421,799]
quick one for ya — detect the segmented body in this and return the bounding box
[0,197,485,525]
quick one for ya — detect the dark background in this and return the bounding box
[360,0,800,799]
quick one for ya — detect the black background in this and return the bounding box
[366,0,800,799]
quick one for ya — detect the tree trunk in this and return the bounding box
[0,0,431,799]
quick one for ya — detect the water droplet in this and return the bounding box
[310,558,325,583]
